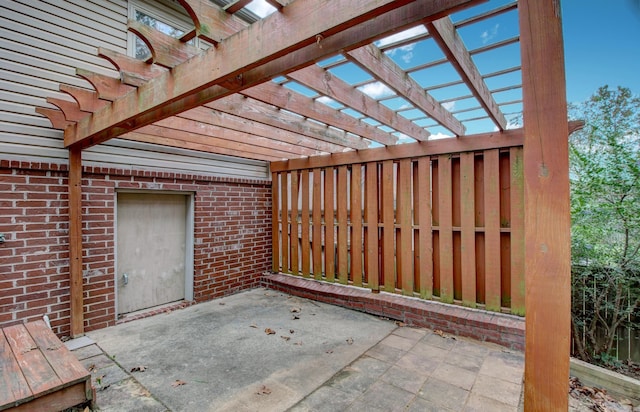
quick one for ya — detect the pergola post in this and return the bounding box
[68,146,84,337]
[520,0,571,409]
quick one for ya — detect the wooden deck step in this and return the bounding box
[0,320,93,412]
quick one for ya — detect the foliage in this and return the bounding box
[569,86,640,362]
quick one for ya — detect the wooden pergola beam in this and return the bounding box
[180,107,348,153]
[178,0,249,44]
[242,82,398,146]
[128,19,200,68]
[288,64,431,141]
[426,17,508,130]
[208,95,370,150]
[223,0,252,14]
[346,44,466,136]
[520,0,571,409]
[68,147,83,337]
[64,0,483,149]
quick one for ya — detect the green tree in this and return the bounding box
[570,86,640,363]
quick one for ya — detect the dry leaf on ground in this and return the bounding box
[434,329,446,338]
[280,336,290,341]
[346,337,354,345]
[395,321,406,327]
[256,385,271,395]
[249,324,258,328]
[130,365,147,372]
[265,328,276,335]
[292,315,300,320]
[171,380,187,387]
[290,307,301,313]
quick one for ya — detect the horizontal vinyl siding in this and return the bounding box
[0,0,269,179]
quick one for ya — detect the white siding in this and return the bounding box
[0,0,269,179]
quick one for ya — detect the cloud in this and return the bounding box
[401,51,414,64]
[245,0,276,18]
[376,26,428,48]
[358,82,395,99]
[316,96,335,105]
[442,101,456,111]
[430,132,453,140]
[481,24,500,44]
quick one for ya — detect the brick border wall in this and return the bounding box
[262,273,525,350]
[0,160,271,337]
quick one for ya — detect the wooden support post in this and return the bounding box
[68,147,84,337]
[272,172,280,273]
[520,0,571,409]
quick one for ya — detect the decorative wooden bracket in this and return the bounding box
[128,19,201,68]
[76,69,135,102]
[46,98,90,122]
[98,48,167,86]
[36,107,74,129]
[177,0,249,45]
[60,85,109,113]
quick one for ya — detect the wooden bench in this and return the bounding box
[1,320,93,411]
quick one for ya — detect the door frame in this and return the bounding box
[114,189,195,318]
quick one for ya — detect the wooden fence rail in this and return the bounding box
[272,147,525,314]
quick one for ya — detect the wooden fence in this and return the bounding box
[271,146,525,315]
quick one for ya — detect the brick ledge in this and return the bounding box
[262,273,524,351]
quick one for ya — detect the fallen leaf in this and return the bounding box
[256,385,271,395]
[289,329,295,334]
[290,307,301,313]
[265,328,276,335]
[172,380,187,387]
[88,364,97,372]
[280,336,291,341]
[434,329,446,338]
[292,315,300,320]
[346,337,354,345]
[395,321,406,327]
[130,365,147,372]
[326,350,333,354]
[249,324,258,328]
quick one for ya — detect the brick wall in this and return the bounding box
[0,160,271,337]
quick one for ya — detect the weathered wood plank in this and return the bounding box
[426,16,507,130]
[483,149,502,311]
[417,157,433,299]
[270,128,528,172]
[347,44,465,136]
[312,169,323,279]
[68,147,83,337]
[520,0,571,409]
[0,328,31,407]
[272,172,280,273]
[438,155,454,303]
[3,324,62,395]
[460,152,476,307]
[510,146,525,315]
[337,166,349,284]
[178,0,249,44]
[365,162,379,290]
[397,159,413,295]
[324,167,335,282]
[280,172,289,273]
[242,82,398,146]
[350,164,363,286]
[301,170,311,277]
[6,381,89,412]
[290,170,300,276]
[381,160,395,292]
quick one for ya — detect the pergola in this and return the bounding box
[37,0,574,409]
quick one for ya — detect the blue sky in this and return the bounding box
[562,0,640,104]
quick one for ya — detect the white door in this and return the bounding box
[116,193,190,315]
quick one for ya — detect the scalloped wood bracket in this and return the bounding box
[36,107,74,129]
[76,69,135,102]
[46,97,90,122]
[128,19,201,68]
[60,85,110,113]
[98,48,167,85]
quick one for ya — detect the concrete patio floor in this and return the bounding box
[70,288,526,411]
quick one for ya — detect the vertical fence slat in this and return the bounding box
[381,160,395,292]
[280,172,289,273]
[417,157,433,298]
[301,170,310,277]
[312,169,322,279]
[510,146,525,315]
[325,167,335,282]
[365,162,379,290]
[461,152,476,307]
[438,155,454,303]
[484,149,502,311]
[351,164,363,286]
[272,172,280,273]
[398,159,413,295]
[291,171,299,276]
[337,165,349,284]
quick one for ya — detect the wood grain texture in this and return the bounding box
[280,172,289,273]
[483,149,502,311]
[397,159,413,295]
[365,162,379,290]
[271,172,280,273]
[0,329,31,407]
[350,164,363,286]
[510,147,525,315]
[520,0,571,409]
[301,170,311,277]
[290,171,300,276]
[417,157,433,299]
[312,170,323,279]
[324,167,335,282]
[460,152,476,307]
[337,166,349,284]
[381,160,395,292]
[438,155,454,302]
[68,147,84,337]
